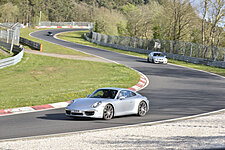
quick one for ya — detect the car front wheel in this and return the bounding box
[138,101,147,116]
[103,104,114,120]
[151,58,155,63]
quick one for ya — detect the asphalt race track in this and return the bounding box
[1,29,225,140]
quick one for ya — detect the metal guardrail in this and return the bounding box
[35,21,93,29]
[39,21,93,26]
[20,37,42,51]
[84,32,225,69]
[89,32,225,62]
[0,45,24,69]
[0,23,23,69]
[0,23,21,53]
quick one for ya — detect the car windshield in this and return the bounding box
[89,89,118,99]
[153,53,164,57]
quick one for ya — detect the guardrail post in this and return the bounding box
[10,30,15,53]
[183,42,186,56]
[170,41,172,53]
[7,29,9,43]
[198,44,200,58]
[176,41,179,54]
[190,43,193,57]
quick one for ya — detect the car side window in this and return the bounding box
[127,91,136,97]
[117,90,129,99]
[131,92,136,97]
[118,90,136,99]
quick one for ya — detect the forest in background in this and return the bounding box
[0,0,224,49]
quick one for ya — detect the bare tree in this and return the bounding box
[201,0,209,46]
[162,0,198,52]
[208,0,225,59]
[126,5,153,38]
[199,0,225,59]
[0,3,19,23]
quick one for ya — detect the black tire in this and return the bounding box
[103,104,114,120]
[147,57,150,63]
[138,101,147,117]
[152,59,155,63]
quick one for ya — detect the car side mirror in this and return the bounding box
[119,96,126,100]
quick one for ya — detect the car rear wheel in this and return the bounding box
[103,104,114,120]
[138,101,147,116]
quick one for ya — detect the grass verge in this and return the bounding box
[57,31,225,77]
[0,47,12,59]
[20,28,88,56]
[0,29,140,109]
[0,54,139,109]
[0,53,8,59]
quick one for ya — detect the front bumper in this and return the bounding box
[154,59,167,64]
[65,108,103,118]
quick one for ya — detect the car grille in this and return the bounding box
[66,110,83,116]
[85,111,95,116]
[71,112,83,115]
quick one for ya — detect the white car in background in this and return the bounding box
[147,52,167,64]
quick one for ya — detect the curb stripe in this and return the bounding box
[129,88,136,91]
[31,104,54,110]
[0,110,12,115]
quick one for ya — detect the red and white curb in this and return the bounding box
[0,101,70,116]
[0,73,148,116]
[129,72,149,92]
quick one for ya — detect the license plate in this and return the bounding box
[72,110,82,113]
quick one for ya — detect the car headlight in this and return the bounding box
[92,101,102,108]
[68,100,76,106]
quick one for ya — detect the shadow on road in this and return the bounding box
[37,113,100,121]
[36,113,150,124]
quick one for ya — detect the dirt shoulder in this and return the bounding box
[25,49,112,63]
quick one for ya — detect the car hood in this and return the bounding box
[67,98,113,109]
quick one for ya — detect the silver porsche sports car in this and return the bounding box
[65,87,149,120]
[147,51,168,64]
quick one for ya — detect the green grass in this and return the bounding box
[20,28,88,56]
[0,53,139,109]
[0,55,6,59]
[57,31,146,58]
[0,53,8,59]
[168,59,225,76]
[57,31,225,77]
[0,47,12,59]
[0,29,140,109]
